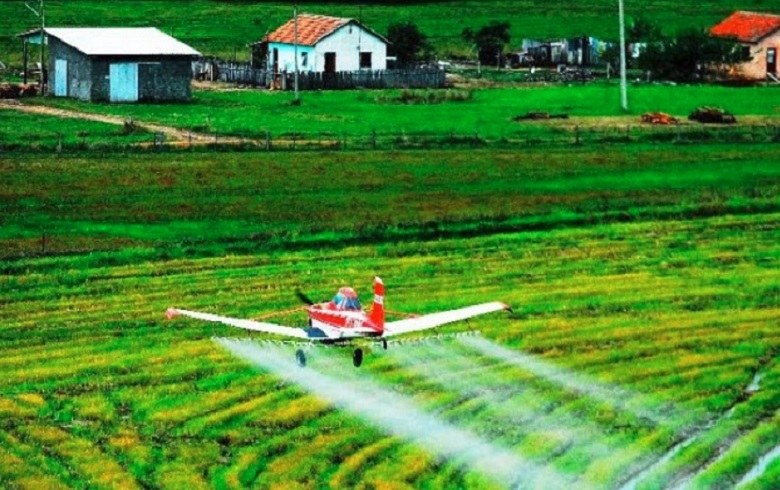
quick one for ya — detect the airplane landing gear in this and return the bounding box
[352,348,363,368]
[382,339,388,350]
[296,349,306,367]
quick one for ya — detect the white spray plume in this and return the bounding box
[458,335,679,426]
[389,341,619,460]
[215,338,583,489]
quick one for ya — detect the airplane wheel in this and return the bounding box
[296,349,306,368]
[382,339,388,350]
[352,348,363,368]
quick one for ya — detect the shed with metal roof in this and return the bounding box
[21,27,201,102]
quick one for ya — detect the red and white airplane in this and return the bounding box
[166,277,509,367]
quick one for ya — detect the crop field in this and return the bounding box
[0,0,774,64]
[3,144,780,257]
[22,84,780,140]
[1,145,779,488]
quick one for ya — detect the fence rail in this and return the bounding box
[2,124,778,154]
[192,59,446,90]
[278,69,447,90]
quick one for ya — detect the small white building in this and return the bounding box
[253,14,388,74]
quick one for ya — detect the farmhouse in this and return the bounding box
[710,11,780,81]
[21,27,201,102]
[253,14,388,75]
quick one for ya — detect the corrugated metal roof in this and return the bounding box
[710,11,780,43]
[42,27,201,56]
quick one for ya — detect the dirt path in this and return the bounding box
[0,99,247,144]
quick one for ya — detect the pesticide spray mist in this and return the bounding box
[458,335,678,425]
[389,341,618,460]
[215,338,579,489]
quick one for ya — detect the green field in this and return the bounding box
[0,0,774,66]
[19,84,780,142]
[3,144,779,257]
[1,145,779,488]
[0,111,150,148]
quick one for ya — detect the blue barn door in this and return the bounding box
[110,63,139,102]
[54,59,68,97]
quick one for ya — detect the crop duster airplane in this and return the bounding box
[166,277,510,367]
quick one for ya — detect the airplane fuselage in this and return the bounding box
[307,305,382,340]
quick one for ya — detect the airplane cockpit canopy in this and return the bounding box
[332,287,362,311]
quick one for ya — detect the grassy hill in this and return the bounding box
[0,0,775,66]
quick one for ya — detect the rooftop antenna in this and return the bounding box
[618,0,628,111]
[25,0,45,89]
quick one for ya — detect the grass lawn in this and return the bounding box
[0,110,150,147]
[0,0,774,65]
[23,83,780,140]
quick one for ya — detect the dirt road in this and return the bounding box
[0,99,246,144]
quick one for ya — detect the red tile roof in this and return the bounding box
[265,14,351,46]
[710,11,780,43]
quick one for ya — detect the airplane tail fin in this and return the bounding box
[370,276,385,332]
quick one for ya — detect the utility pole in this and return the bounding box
[618,0,628,111]
[25,0,45,89]
[293,2,300,104]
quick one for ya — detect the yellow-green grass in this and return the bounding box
[1,208,778,488]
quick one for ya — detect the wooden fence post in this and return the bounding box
[265,131,271,150]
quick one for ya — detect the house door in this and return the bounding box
[272,48,279,74]
[768,48,777,75]
[54,59,68,97]
[110,63,139,102]
[324,52,336,73]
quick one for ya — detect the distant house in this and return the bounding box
[517,37,611,67]
[710,11,780,80]
[253,14,388,75]
[21,27,201,102]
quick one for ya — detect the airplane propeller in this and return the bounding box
[295,290,316,306]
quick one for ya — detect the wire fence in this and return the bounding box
[1,123,778,154]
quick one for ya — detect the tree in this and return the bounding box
[462,21,511,66]
[637,29,751,81]
[386,21,432,67]
[602,17,662,72]
[629,17,662,42]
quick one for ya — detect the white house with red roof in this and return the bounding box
[255,14,387,75]
[710,11,780,80]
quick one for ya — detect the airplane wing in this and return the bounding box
[166,308,310,340]
[382,302,509,338]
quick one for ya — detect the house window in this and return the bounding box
[360,52,372,69]
[742,46,751,59]
[301,52,308,68]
